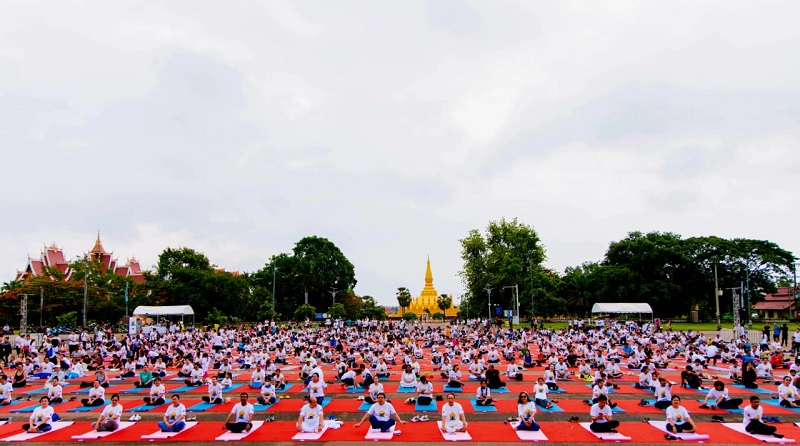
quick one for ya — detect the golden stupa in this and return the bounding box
[407,257,459,317]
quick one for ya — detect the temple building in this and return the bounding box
[406,257,459,318]
[15,233,146,284]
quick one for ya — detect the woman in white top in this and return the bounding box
[700,380,742,410]
[665,395,697,435]
[653,376,673,409]
[305,373,327,405]
[543,365,559,391]
[532,377,555,409]
[258,381,277,406]
[22,396,55,433]
[92,394,122,432]
[447,365,464,388]
[777,376,800,408]
[399,365,417,388]
[515,392,540,431]
[81,380,106,407]
[474,380,493,406]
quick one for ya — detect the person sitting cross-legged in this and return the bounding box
[514,392,540,431]
[158,395,187,433]
[354,392,407,433]
[589,395,620,433]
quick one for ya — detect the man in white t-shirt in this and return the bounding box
[223,393,254,433]
[297,395,324,433]
[440,393,468,433]
[743,396,783,438]
[589,395,619,433]
[93,394,123,432]
[354,393,406,432]
[159,395,187,432]
[0,375,12,405]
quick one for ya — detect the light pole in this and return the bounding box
[714,263,721,325]
[793,262,798,320]
[503,285,520,326]
[486,287,494,321]
[329,289,339,305]
[272,265,278,319]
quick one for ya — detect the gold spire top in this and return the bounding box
[425,255,433,285]
[90,231,107,255]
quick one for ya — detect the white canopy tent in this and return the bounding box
[132,305,195,326]
[591,302,653,320]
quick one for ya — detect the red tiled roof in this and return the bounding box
[30,260,43,276]
[754,301,794,311]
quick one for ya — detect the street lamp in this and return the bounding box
[793,262,799,320]
[486,287,494,320]
[503,285,520,326]
[73,256,88,327]
[272,265,278,320]
[714,263,721,325]
[329,289,339,305]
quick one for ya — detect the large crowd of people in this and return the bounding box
[0,317,795,439]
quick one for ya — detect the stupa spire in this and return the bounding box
[425,255,433,285]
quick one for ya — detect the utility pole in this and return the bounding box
[329,289,339,305]
[714,263,721,325]
[124,282,129,318]
[487,287,493,321]
[39,287,44,328]
[272,265,278,319]
[83,268,88,327]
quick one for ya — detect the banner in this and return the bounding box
[128,317,137,335]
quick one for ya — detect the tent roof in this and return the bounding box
[591,303,653,314]
[133,305,194,316]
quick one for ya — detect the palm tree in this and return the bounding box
[396,287,412,315]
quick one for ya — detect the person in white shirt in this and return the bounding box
[447,365,464,388]
[0,375,12,405]
[699,381,742,410]
[653,377,673,409]
[249,365,265,389]
[365,382,385,405]
[399,366,417,388]
[532,377,555,409]
[506,362,523,381]
[257,381,277,406]
[665,396,696,436]
[354,393,406,432]
[589,395,619,433]
[305,373,327,405]
[297,395,324,433]
[474,380,493,406]
[743,396,783,438]
[515,392,540,431]
[340,369,358,389]
[46,376,63,404]
[159,395,187,432]
[144,377,167,406]
[224,393,254,433]
[22,396,55,433]
[92,394,123,432]
[440,393,468,433]
[202,376,224,404]
[777,376,800,408]
[756,358,773,380]
[416,376,434,406]
[81,380,106,407]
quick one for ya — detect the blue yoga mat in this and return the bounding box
[222,384,243,392]
[276,384,294,393]
[730,383,774,395]
[10,403,40,413]
[253,401,278,412]
[187,402,221,412]
[491,387,510,393]
[120,386,150,394]
[346,386,366,394]
[170,385,201,393]
[469,398,496,412]
[129,402,168,413]
[415,400,438,412]
[536,402,564,413]
[443,385,463,393]
[397,386,417,393]
[358,401,372,411]
[761,399,800,412]
[68,400,111,412]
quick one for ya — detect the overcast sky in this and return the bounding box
[2,1,798,306]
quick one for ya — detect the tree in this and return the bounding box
[294,304,316,321]
[328,303,346,319]
[293,236,356,309]
[437,294,452,314]
[360,295,387,320]
[396,287,412,315]
[458,218,547,318]
[560,262,603,317]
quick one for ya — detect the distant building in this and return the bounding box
[391,257,458,318]
[753,287,798,320]
[15,233,146,284]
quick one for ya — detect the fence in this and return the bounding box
[720,328,763,344]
